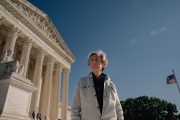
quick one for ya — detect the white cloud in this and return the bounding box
[159,26,167,32]
[150,26,167,37]
[129,26,167,46]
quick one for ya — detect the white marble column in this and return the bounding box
[51,64,63,120]
[30,48,44,113]
[61,68,70,120]
[3,26,20,61]
[41,57,54,120]
[20,38,33,77]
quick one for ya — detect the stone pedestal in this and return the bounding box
[0,65,36,120]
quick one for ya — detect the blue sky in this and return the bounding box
[28,0,180,112]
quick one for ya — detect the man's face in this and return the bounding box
[89,54,105,73]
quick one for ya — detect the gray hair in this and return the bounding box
[88,50,108,71]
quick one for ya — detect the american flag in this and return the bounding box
[166,74,177,84]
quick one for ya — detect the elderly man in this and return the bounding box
[71,50,124,120]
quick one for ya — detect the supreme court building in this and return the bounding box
[0,0,75,120]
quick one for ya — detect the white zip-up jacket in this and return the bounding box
[71,73,124,120]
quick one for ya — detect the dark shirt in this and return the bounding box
[92,73,106,114]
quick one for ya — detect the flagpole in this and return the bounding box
[172,70,180,94]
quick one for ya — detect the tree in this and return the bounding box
[121,96,179,120]
[177,113,180,119]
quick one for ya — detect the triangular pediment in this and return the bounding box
[0,0,75,63]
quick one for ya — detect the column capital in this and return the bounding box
[63,68,70,74]
[0,16,5,25]
[47,56,55,64]
[55,64,63,72]
[37,47,45,57]
[10,26,21,36]
[24,38,34,47]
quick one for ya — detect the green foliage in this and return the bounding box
[121,96,179,120]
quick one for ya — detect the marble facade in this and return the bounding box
[0,0,75,120]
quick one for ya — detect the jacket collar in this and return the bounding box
[88,72,109,81]
[88,72,111,88]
